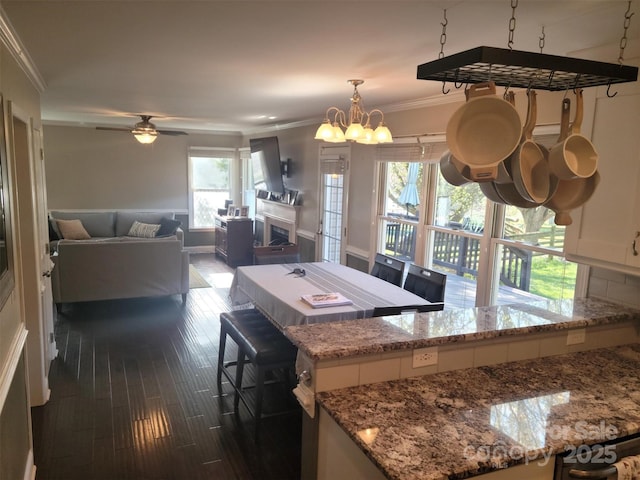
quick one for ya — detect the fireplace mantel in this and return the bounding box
[256,199,300,245]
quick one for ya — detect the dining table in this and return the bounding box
[229,261,431,329]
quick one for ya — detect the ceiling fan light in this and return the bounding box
[132,129,158,144]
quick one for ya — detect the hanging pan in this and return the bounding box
[549,89,599,180]
[544,170,600,225]
[509,90,551,204]
[440,150,471,186]
[446,82,522,182]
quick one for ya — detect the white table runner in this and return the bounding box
[230,262,429,328]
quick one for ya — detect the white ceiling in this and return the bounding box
[1,0,638,135]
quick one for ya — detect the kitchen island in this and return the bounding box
[316,344,640,479]
[284,298,640,479]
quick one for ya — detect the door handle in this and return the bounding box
[633,231,640,256]
[42,270,51,278]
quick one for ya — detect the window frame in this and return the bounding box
[188,147,237,231]
[374,138,586,308]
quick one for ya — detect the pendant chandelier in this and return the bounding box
[314,79,393,145]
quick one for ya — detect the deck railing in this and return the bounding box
[385,218,532,291]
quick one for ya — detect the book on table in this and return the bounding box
[301,292,353,308]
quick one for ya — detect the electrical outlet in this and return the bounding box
[413,347,438,368]
[566,328,586,345]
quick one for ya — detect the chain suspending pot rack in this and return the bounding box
[417,45,638,92]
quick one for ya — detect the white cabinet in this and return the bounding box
[564,69,640,274]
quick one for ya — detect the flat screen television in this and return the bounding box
[250,136,285,195]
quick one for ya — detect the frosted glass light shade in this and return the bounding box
[315,120,335,140]
[133,131,158,144]
[374,123,393,143]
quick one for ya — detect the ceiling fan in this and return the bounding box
[96,115,188,144]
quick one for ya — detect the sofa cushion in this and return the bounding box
[127,221,161,238]
[50,211,116,238]
[56,219,91,240]
[156,217,182,237]
[115,212,175,237]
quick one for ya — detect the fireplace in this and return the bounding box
[256,199,299,246]
[270,225,290,245]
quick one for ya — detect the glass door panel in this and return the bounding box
[321,173,344,263]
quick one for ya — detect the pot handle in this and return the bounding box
[469,165,498,182]
[523,90,537,141]
[554,211,573,226]
[558,98,571,142]
[466,81,497,99]
[571,88,583,134]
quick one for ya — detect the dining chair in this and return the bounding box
[253,244,300,264]
[403,264,447,303]
[371,303,445,317]
[369,253,406,287]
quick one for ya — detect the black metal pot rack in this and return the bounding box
[417,46,638,92]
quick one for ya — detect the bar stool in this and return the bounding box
[217,309,298,436]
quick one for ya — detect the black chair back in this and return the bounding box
[371,303,445,317]
[403,264,447,303]
[253,244,300,265]
[370,253,406,287]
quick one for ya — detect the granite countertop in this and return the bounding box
[317,344,640,480]
[285,298,640,361]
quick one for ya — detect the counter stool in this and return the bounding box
[217,309,298,436]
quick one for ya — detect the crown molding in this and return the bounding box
[0,6,46,93]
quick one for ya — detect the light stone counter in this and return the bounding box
[286,298,640,362]
[316,344,640,480]
[287,298,640,480]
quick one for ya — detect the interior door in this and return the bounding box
[32,128,57,369]
[9,102,53,406]
[317,146,349,263]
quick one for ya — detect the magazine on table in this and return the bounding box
[301,292,353,308]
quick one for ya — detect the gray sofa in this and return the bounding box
[49,210,190,307]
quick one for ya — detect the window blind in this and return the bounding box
[375,141,448,164]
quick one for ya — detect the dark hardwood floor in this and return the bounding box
[31,254,302,480]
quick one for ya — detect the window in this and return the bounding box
[188,148,234,229]
[375,136,579,309]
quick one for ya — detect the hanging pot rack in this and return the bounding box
[417,46,638,93]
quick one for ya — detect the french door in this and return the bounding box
[317,146,350,263]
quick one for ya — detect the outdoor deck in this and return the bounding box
[443,272,546,310]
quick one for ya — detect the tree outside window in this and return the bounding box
[189,154,231,229]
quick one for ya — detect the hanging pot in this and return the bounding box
[440,150,471,186]
[480,181,507,204]
[446,82,522,182]
[544,170,600,225]
[494,181,541,208]
[509,90,550,204]
[549,89,599,180]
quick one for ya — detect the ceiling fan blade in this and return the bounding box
[96,126,132,132]
[157,129,188,136]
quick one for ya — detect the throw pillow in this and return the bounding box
[56,219,91,240]
[127,220,161,238]
[156,217,182,237]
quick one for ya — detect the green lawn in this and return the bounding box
[528,256,577,299]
